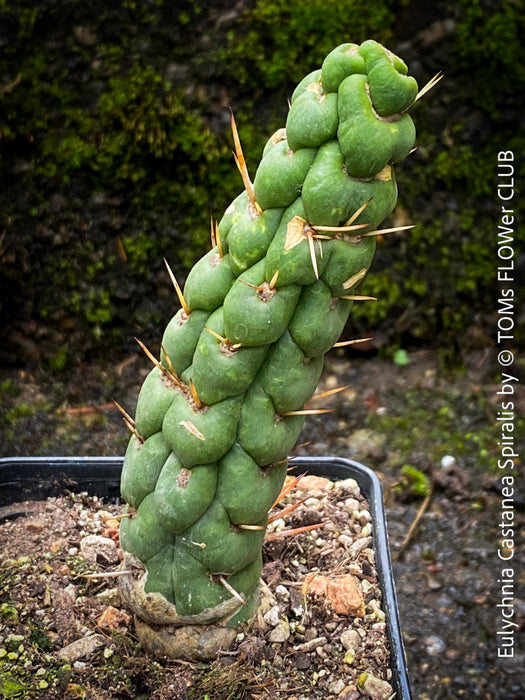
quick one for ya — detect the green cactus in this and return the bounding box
[118,40,430,659]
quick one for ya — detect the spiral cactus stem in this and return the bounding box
[414,72,444,103]
[230,111,262,214]
[163,258,191,316]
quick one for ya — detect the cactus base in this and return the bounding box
[133,617,238,662]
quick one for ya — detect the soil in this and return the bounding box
[1,348,524,698]
[0,475,391,700]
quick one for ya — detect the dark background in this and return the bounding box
[1,0,523,369]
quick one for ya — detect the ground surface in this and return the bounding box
[0,348,524,698]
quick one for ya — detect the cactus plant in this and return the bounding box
[118,40,437,660]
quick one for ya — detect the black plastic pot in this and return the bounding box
[0,455,411,699]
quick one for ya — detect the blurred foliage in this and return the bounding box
[219,0,395,89]
[0,0,523,366]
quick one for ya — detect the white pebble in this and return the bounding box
[344,498,360,512]
[441,455,456,468]
[263,605,281,627]
[275,585,289,600]
[335,478,360,495]
[341,629,361,651]
[305,497,320,507]
[337,534,353,548]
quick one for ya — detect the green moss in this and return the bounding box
[396,465,431,499]
[367,382,510,473]
[1,0,523,360]
[221,0,395,89]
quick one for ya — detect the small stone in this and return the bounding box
[334,478,360,495]
[96,605,130,631]
[422,634,446,656]
[344,498,360,513]
[357,672,393,700]
[441,454,456,468]
[296,475,334,492]
[304,497,321,507]
[361,523,372,537]
[346,429,386,462]
[263,605,281,627]
[80,534,119,565]
[343,649,355,665]
[95,587,121,607]
[57,633,106,663]
[341,629,361,651]
[295,652,311,670]
[348,536,372,559]
[275,585,289,600]
[73,26,98,47]
[315,645,327,658]
[329,678,346,695]
[272,653,285,669]
[268,619,290,643]
[338,534,353,548]
[357,509,371,524]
